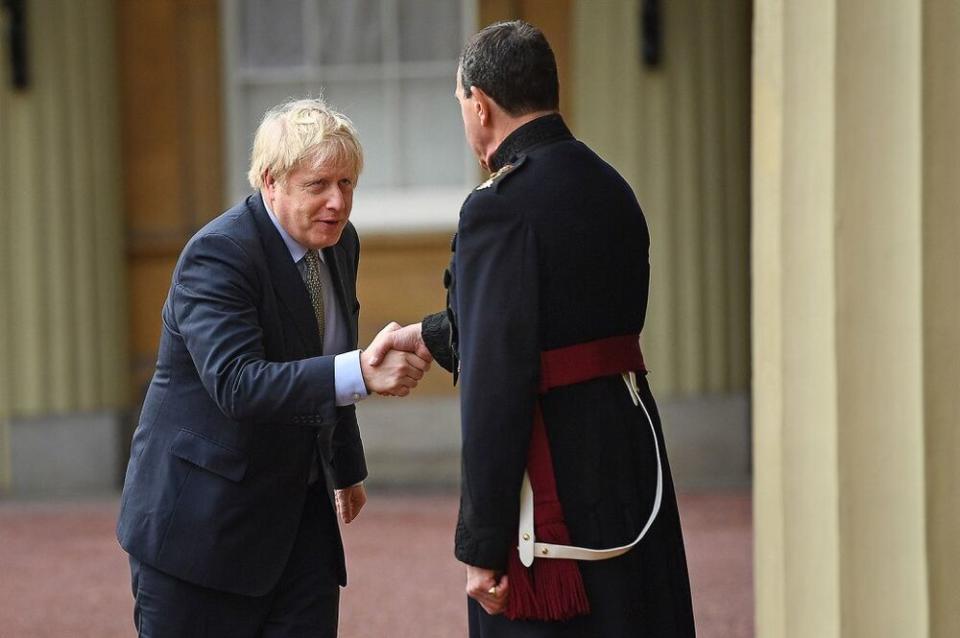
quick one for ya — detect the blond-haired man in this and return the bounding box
[117,98,430,637]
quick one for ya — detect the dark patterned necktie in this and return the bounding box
[302,250,325,350]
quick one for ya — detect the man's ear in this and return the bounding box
[262,170,276,192]
[470,86,495,127]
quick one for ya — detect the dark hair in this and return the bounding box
[459,21,559,116]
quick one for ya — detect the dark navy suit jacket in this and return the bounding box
[117,193,367,597]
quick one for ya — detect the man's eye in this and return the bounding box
[339,179,354,188]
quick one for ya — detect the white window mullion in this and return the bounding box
[381,0,403,188]
[303,0,320,70]
[220,0,246,205]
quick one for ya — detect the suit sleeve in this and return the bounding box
[454,195,540,570]
[330,403,367,487]
[331,228,367,487]
[172,232,339,425]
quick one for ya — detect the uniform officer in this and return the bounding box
[369,21,697,637]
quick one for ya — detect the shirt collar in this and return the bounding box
[261,192,312,264]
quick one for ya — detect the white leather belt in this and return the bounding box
[517,371,664,567]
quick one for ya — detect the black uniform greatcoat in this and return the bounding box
[423,114,696,637]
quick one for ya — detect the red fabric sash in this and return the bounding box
[505,334,646,621]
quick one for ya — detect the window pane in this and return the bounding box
[322,81,393,188]
[316,0,383,65]
[398,0,462,62]
[400,79,468,186]
[239,0,305,68]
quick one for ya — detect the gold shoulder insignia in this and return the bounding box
[476,163,514,190]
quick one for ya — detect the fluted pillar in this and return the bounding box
[0,0,127,493]
[754,0,959,635]
[921,2,960,635]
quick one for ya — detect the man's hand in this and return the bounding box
[465,564,509,615]
[335,483,367,524]
[360,323,431,397]
[364,322,432,366]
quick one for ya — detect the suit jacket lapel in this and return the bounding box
[323,244,357,348]
[249,194,322,354]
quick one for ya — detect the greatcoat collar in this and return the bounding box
[488,113,573,173]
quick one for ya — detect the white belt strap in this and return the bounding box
[517,371,663,566]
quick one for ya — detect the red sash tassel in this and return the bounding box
[504,334,646,621]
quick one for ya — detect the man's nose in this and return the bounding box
[325,186,345,212]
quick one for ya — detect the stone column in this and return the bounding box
[921,2,960,636]
[0,0,127,494]
[754,0,959,634]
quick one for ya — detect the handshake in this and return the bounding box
[358,322,432,397]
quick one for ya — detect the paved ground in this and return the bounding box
[0,490,751,637]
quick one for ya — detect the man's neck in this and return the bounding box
[481,110,557,171]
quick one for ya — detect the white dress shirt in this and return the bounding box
[263,196,368,407]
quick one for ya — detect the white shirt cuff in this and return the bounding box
[334,349,368,406]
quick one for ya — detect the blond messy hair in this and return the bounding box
[247,97,364,190]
